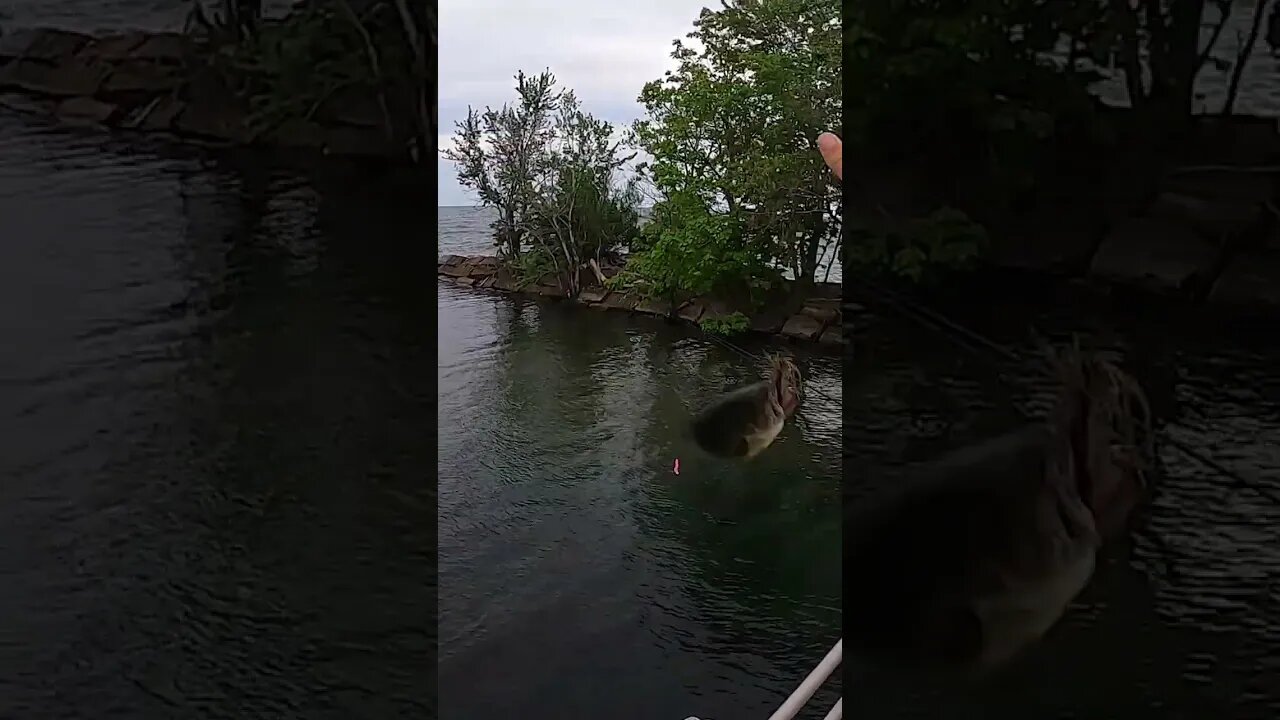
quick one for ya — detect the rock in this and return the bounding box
[1147,191,1264,242]
[317,87,383,128]
[0,59,110,97]
[811,282,841,299]
[1162,170,1273,205]
[801,299,839,325]
[578,288,608,303]
[465,263,495,279]
[324,126,405,160]
[1208,252,1280,308]
[266,118,327,149]
[749,311,787,335]
[533,284,565,298]
[453,277,476,287]
[101,61,183,98]
[818,327,844,347]
[0,92,55,115]
[440,262,470,278]
[676,300,705,323]
[128,33,191,64]
[0,29,43,61]
[1191,115,1280,164]
[634,297,672,316]
[697,298,737,327]
[1089,217,1220,293]
[600,291,639,311]
[55,96,116,125]
[121,95,184,131]
[1101,163,1159,221]
[20,28,92,63]
[491,269,518,291]
[781,313,825,341]
[78,32,148,62]
[440,255,465,266]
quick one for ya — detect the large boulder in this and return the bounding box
[1089,217,1220,293]
[1207,251,1280,309]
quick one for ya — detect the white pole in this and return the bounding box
[766,638,843,720]
[821,698,843,720]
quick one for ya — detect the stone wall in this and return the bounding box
[438,255,846,352]
[980,123,1280,311]
[0,27,404,160]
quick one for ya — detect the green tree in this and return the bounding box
[630,0,841,301]
[447,70,640,292]
[446,70,560,260]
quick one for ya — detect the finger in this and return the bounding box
[817,132,842,181]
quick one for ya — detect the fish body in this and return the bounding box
[845,426,1098,672]
[691,355,801,459]
[845,349,1152,674]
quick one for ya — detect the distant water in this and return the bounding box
[0,111,433,716]
[438,200,1280,720]
[439,205,843,283]
[841,285,1280,717]
[437,205,843,719]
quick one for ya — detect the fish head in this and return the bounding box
[1047,343,1155,543]
[768,354,802,419]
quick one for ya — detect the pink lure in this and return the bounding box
[673,458,681,475]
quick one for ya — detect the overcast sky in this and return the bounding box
[438,0,713,206]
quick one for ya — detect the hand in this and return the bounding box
[817,132,842,181]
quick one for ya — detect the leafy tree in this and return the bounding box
[187,0,431,161]
[523,91,642,295]
[630,0,841,301]
[447,70,640,292]
[446,70,559,260]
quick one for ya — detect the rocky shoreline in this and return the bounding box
[980,119,1280,310]
[438,254,846,351]
[0,26,406,161]
[5,27,1279,312]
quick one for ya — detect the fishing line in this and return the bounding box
[700,330,842,407]
[849,279,1280,506]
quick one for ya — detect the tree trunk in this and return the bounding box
[1169,0,1208,111]
[1222,0,1269,115]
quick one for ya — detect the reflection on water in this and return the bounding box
[437,208,843,719]
[843,283,1280,718]
[0,113,434,718]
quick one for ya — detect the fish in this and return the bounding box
[844,346,1153,674]
[690,354,802,460]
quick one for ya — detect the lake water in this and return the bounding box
[0,114,434,717]
[437,206,844,719]
[5,1,1280,716]
[841,280,1280,718]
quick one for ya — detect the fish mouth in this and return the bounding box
[1048,345,1154,541]
[771,356,801,417]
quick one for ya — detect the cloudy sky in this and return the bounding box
[438,0,713,206]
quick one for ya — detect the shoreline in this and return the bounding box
[4,26,1278,313]
[438,254,846,352]
[0,26,411,162]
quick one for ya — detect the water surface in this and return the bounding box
[842,281,1280,718]
[0,112,434,718]
[437,206,844,720]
